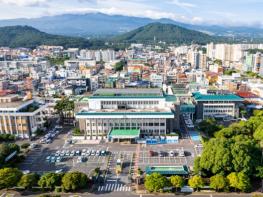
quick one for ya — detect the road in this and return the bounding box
[0,191,254,197]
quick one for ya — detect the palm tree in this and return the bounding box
[54,97,74,124]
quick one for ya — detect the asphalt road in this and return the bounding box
[0,191,254,197]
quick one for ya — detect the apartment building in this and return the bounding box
[0,94,47,138]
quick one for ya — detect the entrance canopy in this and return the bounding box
[108,129,140,139]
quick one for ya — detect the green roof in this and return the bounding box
[90,95,164,99]
[193,92,243,101]
[108,129,140,138]
[164,95,177,102]
[145,165,189,175]
[76,111,175,116]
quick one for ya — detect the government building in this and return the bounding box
[75,88,177,141]
[0,94,47,138]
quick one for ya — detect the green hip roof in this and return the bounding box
[108,129,140,138]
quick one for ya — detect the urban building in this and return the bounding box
[193,92,243,120]
[75,88,176,141]
[0,93,47,138]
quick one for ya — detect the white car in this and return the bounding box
[169,151,175,157]
[178,150,185,157]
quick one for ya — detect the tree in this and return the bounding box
[188,175,204,191]
[199,138,232,175]
[38,173,62,190]
[193,157,201,175]
[210,174,228,192]
[227,172,251,192]
[254,123,263,141]
[0,168,23,189]
[21,143,30,149]
[54,97,74,123]
[61,171,89,191]
[198,118,223,137]
[144,173,170,192]
[18,173,39,189]
[170,175,184,191]
[114,61,125,71]
[230,137,259,175]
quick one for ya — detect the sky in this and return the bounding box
[0,0,262,27]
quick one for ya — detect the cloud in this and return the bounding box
[170,0,196,8]
[0,0,50,6]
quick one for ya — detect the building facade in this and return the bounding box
[75,88,176,140]
[193,92,243,120]
[0,94,47,138]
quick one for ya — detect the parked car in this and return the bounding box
[91,150,95,156]
[101,150,106,156]
[169,151,175,157]
[159,151,166,157]
[149,150,155,157]
[178,149,185,157]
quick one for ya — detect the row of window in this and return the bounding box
[204,105,234,108]
[204,110,233,113]
[202,101,235,104]
[87,122,166,127]
[101,101,159,105]
[85,129,166,134]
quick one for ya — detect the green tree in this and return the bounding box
[193,157,202,175]
[54,97,74,123]
[144,173,170,192]
[170,175,184,191]
[0,168,23,189]
[210,174,228,192]
[21,143,30,149]
[254,123,263,141]
[256,166,263,179]
[227,172,251,192]
[18,173,39,189]
[114,61,125,71]
[230,137,259,175]
[188,175,204,191]
[198,118,223,137]
[38,173,62,190]
[199,138,232,175]
[61,171,89,191]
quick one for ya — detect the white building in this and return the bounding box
[75,88,176,141]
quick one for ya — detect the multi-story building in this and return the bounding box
[75,88,177,141]
[0,94,47,138]
[193,92,243,120]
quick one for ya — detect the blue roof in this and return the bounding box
[193,92,243,101]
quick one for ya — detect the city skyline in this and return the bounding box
[0,0,262,27]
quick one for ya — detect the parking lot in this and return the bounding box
[18,123,203,193]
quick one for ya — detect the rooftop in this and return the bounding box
[108,129,140,139]
[193,92,244,102]
[91,88,164,98]
[0,100,27,109]
[145,165,189,175]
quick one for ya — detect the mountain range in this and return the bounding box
[0,23,219,48]
[0,13,262,39]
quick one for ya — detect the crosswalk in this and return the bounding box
[97,183,131,192]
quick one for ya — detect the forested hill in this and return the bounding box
[0,26,104,49]
[112,23,220,44]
